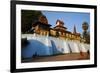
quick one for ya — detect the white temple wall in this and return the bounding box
[22,34,90,58]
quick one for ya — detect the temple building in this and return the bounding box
[32,15,51,36]
[52,20,67,38]
[32,15,81,41]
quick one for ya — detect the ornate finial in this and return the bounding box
[39,15,48,24]
[56,19,64,26]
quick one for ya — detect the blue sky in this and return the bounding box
[42,11,90,34]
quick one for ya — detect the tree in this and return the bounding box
[21,10,43,33]
[82,22,90,44]
[86,31,90,44]
[82,30,90,44]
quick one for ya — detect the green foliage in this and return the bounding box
[82,22,90,44]
[82,31,90,44]
[21,10,43,33]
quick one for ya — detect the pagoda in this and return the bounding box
[32,15,51,36]
[53,20,67,38]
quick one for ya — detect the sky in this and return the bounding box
[42,11,90,34]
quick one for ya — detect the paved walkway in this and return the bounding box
[22,53,90,63]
